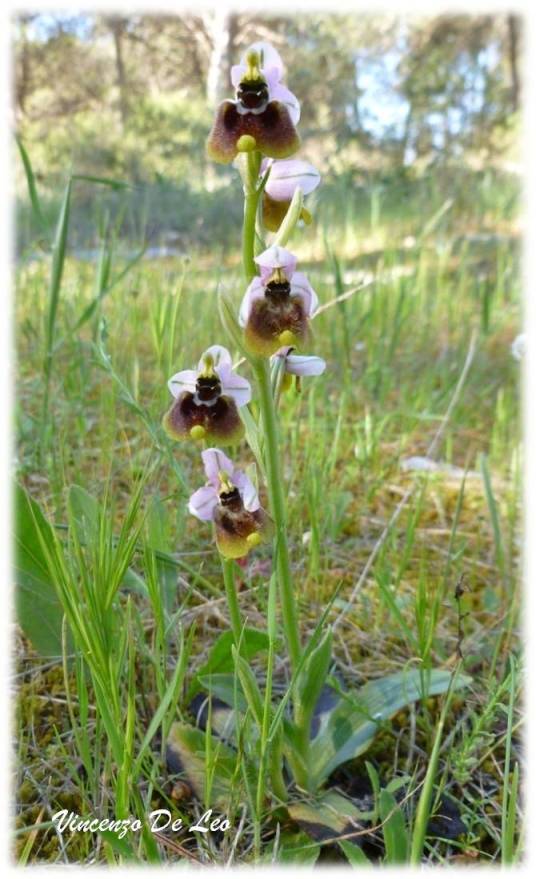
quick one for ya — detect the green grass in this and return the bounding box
[14,167,522,865]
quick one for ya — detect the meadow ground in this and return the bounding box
[13,167,522,864]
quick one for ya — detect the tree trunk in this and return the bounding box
[205,10,239,106]
[507,15,520,112]
[109,17,129,126]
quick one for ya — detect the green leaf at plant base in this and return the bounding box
[197,673,247,712]
[14,484,69,656]
[189,628,270,699]
[339,839,372,865]
[166,722,237,810]
[380,788,409,863]
[264,830,320,865]
[309,668,471,788]
[288,790,372,845]
[295,627,332,736]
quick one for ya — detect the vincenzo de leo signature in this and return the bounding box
[52,809,232,840]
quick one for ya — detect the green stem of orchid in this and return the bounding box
[242,149,262,282]
[222,557,243,647]
[254,358,301,673]
[241,148,301,676]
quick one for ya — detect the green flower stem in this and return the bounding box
[241,148,302,677]
[242,150,262,282]
[222,557,243,646]
[254,358,301,673]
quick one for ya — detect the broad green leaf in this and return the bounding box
[232,646,264,727]
[288,790,371,845]
[380,788,409,863]
[197,673,247,713]
[265,830,320,865]
[190,628,270,699]
[166,722,237,809]
[296,628,332,734]
[339,840,372,865]
[14,484,68,656]
[310,669,471,787]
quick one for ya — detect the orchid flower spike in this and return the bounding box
[273,345,326,391]
[188,448,272,559]
[239,245,319,357]
[261,159,321,232]
[207,42,300,164]
[163,345,250,445]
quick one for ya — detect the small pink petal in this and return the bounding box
[270,83,300,125]
[202,448,235,485]
[198,345,232,373]
[265,160,320,202]
[239,277,265,327]
[231,64,246,88]
[285,354,326,376]
[188,485,218,521]
[264,68,282,93]
[218,364,252,407]
[232,470,260,512]
[255,245,298,283]
[290,271,319,317]
[167,369,197,399]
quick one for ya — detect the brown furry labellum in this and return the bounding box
[213,487,272,559]
[207,99,300,165]
[163,390,244,446]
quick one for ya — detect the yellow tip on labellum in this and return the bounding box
[236,134,257,153]
[246,531,262,548]
[190,425,206,441]
[278,330,297,347]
